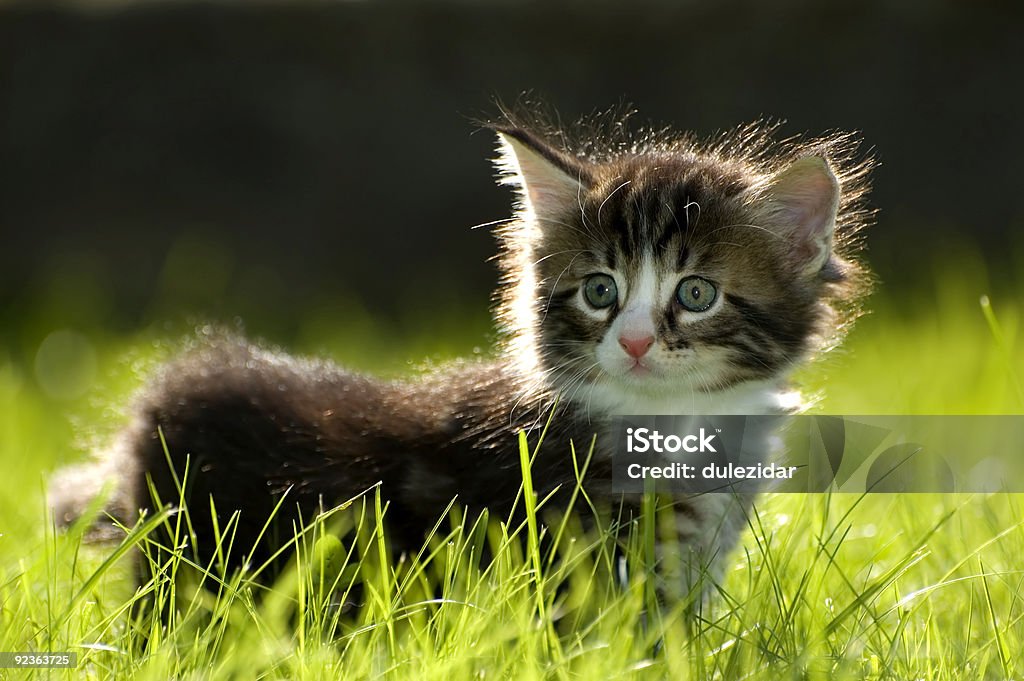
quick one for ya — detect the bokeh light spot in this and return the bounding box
[34,329,98,401]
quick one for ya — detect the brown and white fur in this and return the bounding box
[49,110,872,601]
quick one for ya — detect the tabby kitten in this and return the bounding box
[49,110,870,599]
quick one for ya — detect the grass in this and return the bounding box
[1,270,1024,679]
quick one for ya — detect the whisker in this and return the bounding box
[532,248,593,268]
[576,170,598,238]
[532,216,606,244]
[540,252,589,324]
[681,197,700,259]
[597,179,631,228]
[469,217,513,231]
[710,222,787,242]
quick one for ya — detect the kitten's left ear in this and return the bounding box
[493,129,591,225]
[763,156,840,276]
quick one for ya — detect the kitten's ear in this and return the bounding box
[493,130,590,224]
[763,156,840,276]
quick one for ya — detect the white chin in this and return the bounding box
[564,372,794,417]
[601,367,692,399]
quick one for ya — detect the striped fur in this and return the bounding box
[491,112,872,416]
[485,111,872,597]
[49,108,873,606]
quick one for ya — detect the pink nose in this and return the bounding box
[619,335,654,359]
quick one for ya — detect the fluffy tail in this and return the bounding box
[48,448,135,542]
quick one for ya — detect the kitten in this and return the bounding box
[49,109,871,599]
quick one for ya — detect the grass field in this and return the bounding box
[1,266,1023,680]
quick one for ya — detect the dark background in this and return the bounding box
[2,0,1022,355]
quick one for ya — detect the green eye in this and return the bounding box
[676,276,718,312]
[583,274,618,309]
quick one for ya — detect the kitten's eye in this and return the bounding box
[582,274,618,309]
[676,276,718,312]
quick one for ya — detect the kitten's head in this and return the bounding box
[489,112,872,412]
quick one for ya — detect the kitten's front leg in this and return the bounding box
[653,492,755,608]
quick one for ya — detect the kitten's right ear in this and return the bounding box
[493,129,591,223]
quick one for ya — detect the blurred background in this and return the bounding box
[1,5,1022,668]
[1,0,1023,405]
